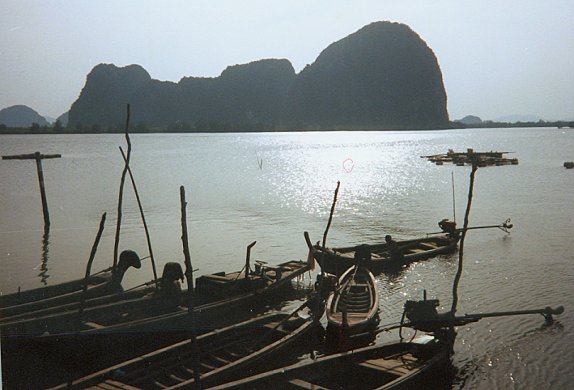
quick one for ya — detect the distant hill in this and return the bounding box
[68,60,295,130]
[283,21,449,129]
[0,105,50,127]
[68,21,449,131]
[456,115,482,125]
[56,111,69,127]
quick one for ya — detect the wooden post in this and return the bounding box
[113,104,131,269]
[120,146,159,288]
[315,181,341,318]
[322,181,341,250]
[78,213,107,325]
[245,241,257,280]
[2,152,61,229]
[180,186,201,388]
[68,212,106,387]
[451,159,479,315]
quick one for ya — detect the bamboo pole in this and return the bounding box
[113,104,131,269]
[315,181,341,318]
[120,146,159,288]
[451,159,479,315]
[77,212,107,324]
[68,212,106,387]
[451,171,456,223]
[180,186,201,388]
[322,181,341,249]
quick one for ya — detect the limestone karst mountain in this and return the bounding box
[68,21,449,131]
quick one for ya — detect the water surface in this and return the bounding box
[1,128,573,388]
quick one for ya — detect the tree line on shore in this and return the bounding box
[1,119,572,134]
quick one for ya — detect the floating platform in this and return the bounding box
[422,148,518,167]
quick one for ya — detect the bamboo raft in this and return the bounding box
[422,148,519,167]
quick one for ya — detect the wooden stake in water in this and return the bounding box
[322,181,341,249]
[113,104,131,269]
[452,171,456,223]
[180,186,201,388]
[2,151,61,230]
[451,159,479,315]
[120,146,159,288]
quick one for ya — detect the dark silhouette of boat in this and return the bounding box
[325,264,379,348]
[305,231,457,276]
[51,310,321,389]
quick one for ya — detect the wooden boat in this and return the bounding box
[209,332,454,390]
[306,232,457,276]
[0,250,144,318]
[325,264,379,348]
[52,310,321,389]
[1,260,311,389]
[210,296,563,390]
[1,260,310,337]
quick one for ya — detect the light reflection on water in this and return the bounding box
[0,128,573,388]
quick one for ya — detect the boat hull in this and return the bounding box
[209,332,454,390]
[314,235,457,275]
[326,266,380,349]
[1,260,311,389]
[50,311,321,389]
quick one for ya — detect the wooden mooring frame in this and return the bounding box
[2,151,61,229]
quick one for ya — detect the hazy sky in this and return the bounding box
[1,0,573,121]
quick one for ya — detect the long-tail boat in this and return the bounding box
[325,262,379,348]
[305,231,458,276]
[211,332,452,390]
[1,259,311,389]
[0,250,146,319]
[305,218,513,276]
[1,259,310,338]
[51,309,322,390]
[209,297,564,390]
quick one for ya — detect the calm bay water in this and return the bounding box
[1,128,573,388]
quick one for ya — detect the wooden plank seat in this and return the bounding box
[419,242,439,250]
[288,378,332,389]
[405,248,427,254]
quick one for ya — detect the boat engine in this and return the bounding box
[315,273,338,299]
[403,292,455,332]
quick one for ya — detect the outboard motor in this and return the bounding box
[112,250,142,286]
[438,219,458,237]
[160,262,185,298]
[315,273,338,300]
[354,244,372,263]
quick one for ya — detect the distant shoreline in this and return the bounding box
[1,121,572,135]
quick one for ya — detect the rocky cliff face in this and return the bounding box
[68,64,154,128]
[68,60,295,129]
[68,21,449,130]
[0,105,50,127]
[283,21,448,129]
